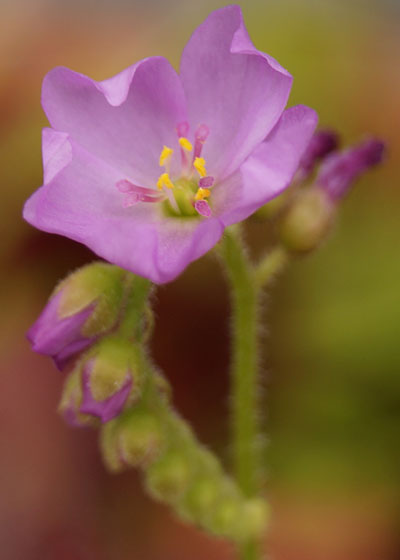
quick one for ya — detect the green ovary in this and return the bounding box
[162,177,200,218]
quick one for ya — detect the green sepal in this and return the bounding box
[54,262,126,337]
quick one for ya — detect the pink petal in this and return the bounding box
[42,57,187,186]
[214,105,318,226]
[180,6,292,180]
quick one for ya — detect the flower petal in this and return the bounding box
[215,105,318,226]
[42,57,187,186]
[180,5,292,179]
[154,215,224,283]
[23,131,224,284]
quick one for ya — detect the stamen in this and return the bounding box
[159,146,173,167]
[199,176,214,188]
[157,173,175,191]
[193,124,210,159]
[194,199,212,218]
[178,137,193,152]
[116,180,164,206]
[194,187,211,201]
[194,157,207,178]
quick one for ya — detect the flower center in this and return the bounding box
[116,122,214,218]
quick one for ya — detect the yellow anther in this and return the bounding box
[159,146,174,167]
[157,173,175,191]
[194,157,207,178]
[194,188,211,201]
[178,137,193,152]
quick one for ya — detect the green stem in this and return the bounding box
[219,227,262,560]
[219,229,290,560]
[117,274,153,340]
[220,227,261,497]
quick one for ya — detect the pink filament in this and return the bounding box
[116,180,164,206]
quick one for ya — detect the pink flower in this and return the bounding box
[23,5,317,283]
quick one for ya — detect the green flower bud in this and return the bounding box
[100,406,165,472]
[146,449,192,503]
[236,498,269,541]
[183,476,221,523]
[210,489,242,538]
[119,407,165,467]
[279,188,335,253]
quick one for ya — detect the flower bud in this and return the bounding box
[79,338,140,422]
[316,138,385,200]
[28,263,126,369]
[183,476,221,522]
[101,406,165,472]
[279,188,335,253]
[237,498,270,541]
[146,449,192,503]
[120,412,164,466]
[59,337,140,426]
[210,490,242,537]
[298,129,340,179]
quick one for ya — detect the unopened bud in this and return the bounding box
[279,188,335,253]
[299,129,340,179]
[183,476,220,522]
[119,407,164,467]
[59,337,140,426]
[79,338,140,423]
[210,491,242,537]
[27,263,125,369]
[317,138,385,200]
[237,498,270,541]
[146,449,192,502]
[100,405,165,472]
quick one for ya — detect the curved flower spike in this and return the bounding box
[23,5,317,284]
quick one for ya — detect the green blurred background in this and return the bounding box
[1,0,399,558]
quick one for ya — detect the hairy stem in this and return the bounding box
[219,227,263,560]
[117,274,153,340]
[221,227,261,497]
[219,229,290,560]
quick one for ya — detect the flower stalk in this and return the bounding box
[219,227,291,560]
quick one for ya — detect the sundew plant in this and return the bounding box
[23,6,385,560]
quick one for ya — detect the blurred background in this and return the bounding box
[1,0,399,558]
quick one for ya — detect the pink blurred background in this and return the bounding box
[1,1,399,559]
